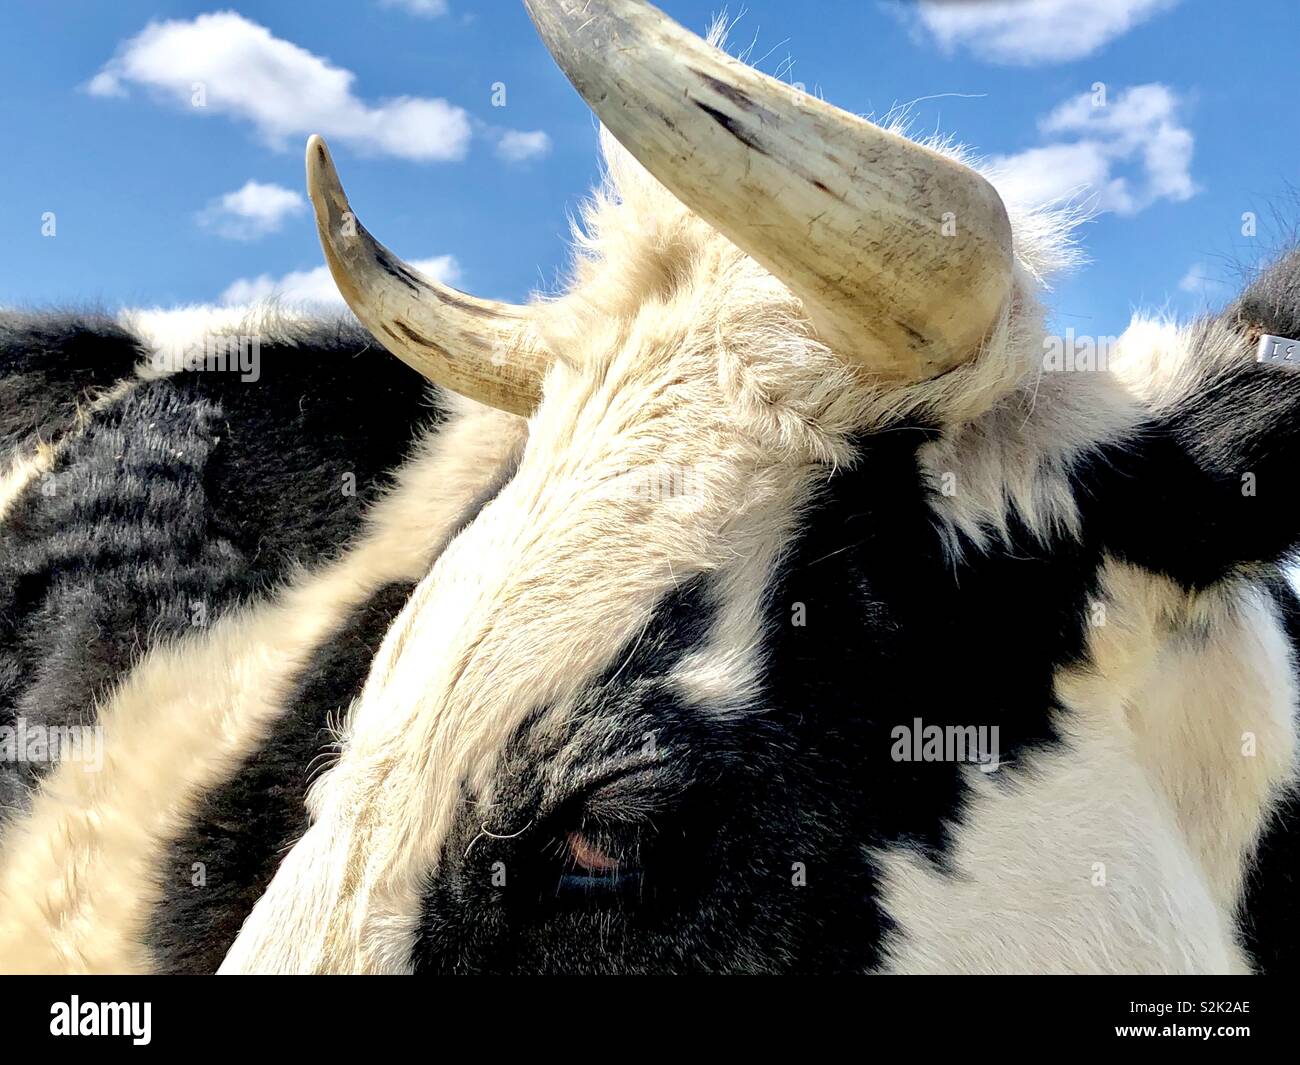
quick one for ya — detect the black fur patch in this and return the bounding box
[147,580,416,974]
[0,312,142,462]
[413,425,1089,973]
[1238,575,1300,974]
[1074,252,1300,590]
[0,385,242,811]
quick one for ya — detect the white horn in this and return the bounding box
[305,135,547,415]
[524,0,1014,381]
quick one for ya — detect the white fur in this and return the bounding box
[877,741,1249,974]
[0,447,52,523]
[119,304,312,379]
[878,565,1297,973]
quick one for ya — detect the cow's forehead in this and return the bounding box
[332,352,823,795]
[222,347,831,970]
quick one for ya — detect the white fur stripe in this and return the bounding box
[0,379,140,524]
[118,304,313,380]
[0,447,53,523]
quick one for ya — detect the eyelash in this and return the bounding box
[516,764,685,905]
[566,830,623,875]
[552,825,646,899]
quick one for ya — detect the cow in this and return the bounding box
[0,0,1298,974]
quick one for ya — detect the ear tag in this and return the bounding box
[1256,333,1300,370]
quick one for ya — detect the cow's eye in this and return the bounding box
[554,826,644,899]
[548,821,650,905]
[541,762,681,904]
[566,830,620,874]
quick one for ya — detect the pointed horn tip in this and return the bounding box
[304,135,345,212]
[297,143,542,415]
[304,134,328,178]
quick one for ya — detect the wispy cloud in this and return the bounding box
[1178,262,1229,297]
[900,0,1181,66]
[379,0,450,17]
[88,12,472,162]
[988,84,1197,215]
[220,255,461,307]
[495,129,552,164]
[197,180,306,241]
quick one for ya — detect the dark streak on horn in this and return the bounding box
[437,290,519,320]
[372,247,426,298]
[373,245,520,321]
[390,320,442,351]
[693,102,768,156]
[692,69,761,115]
[891,317,928,350]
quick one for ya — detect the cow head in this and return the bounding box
[218,0,1297,974]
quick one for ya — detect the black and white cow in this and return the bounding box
[1,0,1298,974]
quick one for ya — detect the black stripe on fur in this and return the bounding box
[147,580,417,974]
[0,312,142,461]
[0,317,440,815]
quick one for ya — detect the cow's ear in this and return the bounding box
[1076,249,1300,590]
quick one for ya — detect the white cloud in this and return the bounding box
[380,0,450,16]
[495,129,552,164]
[1178,263,1228,296]
[988,84,1197,215]
[986,142,1114,211]
[220,255,461,308]
[906,0,1181,65]
[86,70,126,97]
[197,180,306,241]
[89,12,471,162]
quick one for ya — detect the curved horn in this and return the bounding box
[524,0,1014,381]
[305,135,546,415]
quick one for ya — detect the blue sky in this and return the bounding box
[1,0,1297,338]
